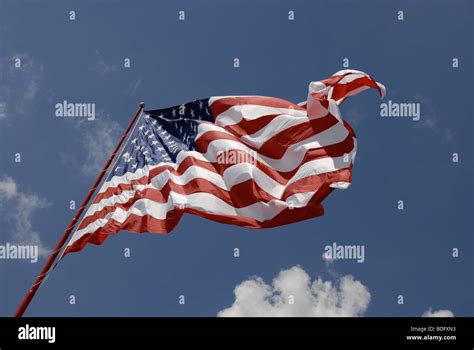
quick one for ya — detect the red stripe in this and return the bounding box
[223,113,280,138]
[282,168,351,199]
[309,92,330,109]
[330,76,382,102]
[258,114,337,158]
[321,73,350,86]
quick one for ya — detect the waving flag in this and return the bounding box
[64,70,385,254]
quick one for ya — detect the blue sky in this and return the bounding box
[0,0,472,316]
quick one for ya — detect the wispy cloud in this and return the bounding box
[0,175,50,257]
[0,102,6,119]
[0,53,44,119]
[79,116,122,177]
[59,111,122,178]
[422,308,454,317]
[414,94,455,143]
[218,265,371,317]
[322,250,335,266]
[345,107,367,126]
[129,77,142,94]
[95,50,118,77]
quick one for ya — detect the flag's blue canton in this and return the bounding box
[108,98,213,179]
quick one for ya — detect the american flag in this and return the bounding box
[64,70,385,254]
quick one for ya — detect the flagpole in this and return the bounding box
[14,102,145,317]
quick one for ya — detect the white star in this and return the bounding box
[115,166,121,172]
[132,163,138,169]
[144,130,150,136]
[171,109,176,117]
[122,152,130,158]
[159,113,165,119]
[151,140,158,145]
[190,109,195,117]
[143,150,150,155]
[139,125,145,131]
[131,138,138,144]
[152,120,157,126]
[148,134,155,139]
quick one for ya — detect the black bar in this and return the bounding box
[0,317,472,346]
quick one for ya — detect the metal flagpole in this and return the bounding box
[14,102,145,317]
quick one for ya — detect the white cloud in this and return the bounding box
[422,308,454,317]
[0,176,18,199]
[0,175,50,257]
[218,265,371,317]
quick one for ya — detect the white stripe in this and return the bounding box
[195,122,234,140]
[98,163,166,194]
[215,104,306,127]
[287,150,355,186]
[376,82,386,98]
[330,182,351,189]
[240,114,308,148]
[332,69,367,78]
